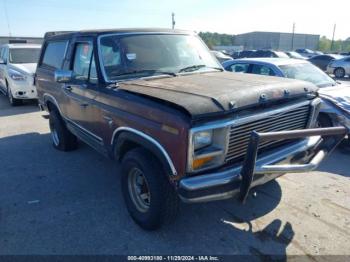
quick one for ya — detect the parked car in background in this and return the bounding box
[285,51,307,60]
[0,44,41,105]
[223,58,337,88]
[223,58,349,134]
[251,49,289,58]
[326,56,350,78]
[36,29,345,230]
[210,50,233,63]
[295,48,315,58]
[237,50,256,58]
[308,54,343,71]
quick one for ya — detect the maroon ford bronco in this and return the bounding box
[36,29,346,230]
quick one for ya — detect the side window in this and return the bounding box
[72,43,93,81]
[72,42,98,84]
[251,64,275,76]
[345,58,350,62]
[0,47,7,61]
[42,41,68,69]
[229,63,249,73]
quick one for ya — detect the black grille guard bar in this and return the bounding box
[240,126,347,202]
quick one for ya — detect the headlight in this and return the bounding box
[188,126,229,172]
[9,69,26,81]
[193,130,213,150]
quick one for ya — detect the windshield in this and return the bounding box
[279,62,336,88]
[98,34,221,81]
[9,48,41,64]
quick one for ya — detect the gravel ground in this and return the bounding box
[0,94,349,258]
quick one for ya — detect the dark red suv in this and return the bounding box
[36,29,346,230]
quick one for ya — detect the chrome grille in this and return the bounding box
[225,104,310,162]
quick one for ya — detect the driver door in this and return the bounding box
[62,38,104,151]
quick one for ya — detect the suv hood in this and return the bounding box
[9,63,37,75]
[119,72,317,118]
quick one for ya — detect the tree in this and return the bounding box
[198,32,233,49]
[318,36,350,53]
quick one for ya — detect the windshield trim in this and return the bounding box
[97,32,204,83]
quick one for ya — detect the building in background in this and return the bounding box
[0,36,43,45]
[233,31,320,51]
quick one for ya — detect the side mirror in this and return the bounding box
[0,58,6,64]
[54,69,73,83]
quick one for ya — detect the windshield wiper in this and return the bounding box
[178,64,223,73]
[114,69,177,78]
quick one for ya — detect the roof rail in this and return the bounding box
[44,31,75,38]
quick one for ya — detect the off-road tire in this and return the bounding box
[121,147,179,230]
[334,67,345,78]
[49,109,78,151]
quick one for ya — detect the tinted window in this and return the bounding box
[228,63,249,73]
[251,64,275,76]
[42,41,68,69]
[9,48,41,64]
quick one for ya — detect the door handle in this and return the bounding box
[80,103,89,107]
[103,115,114,127]
[63,85,72,91]
[103,116,112,121]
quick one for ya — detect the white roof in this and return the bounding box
[2,43,41,49]
[234,58,309,66]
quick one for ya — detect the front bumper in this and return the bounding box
[178,127,347,203]
[9,78,37,99]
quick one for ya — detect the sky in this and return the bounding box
[0,0,349,40]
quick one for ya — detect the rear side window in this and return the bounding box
[42,41,68,69]
[228,63,249,73]
[251,64,275,76]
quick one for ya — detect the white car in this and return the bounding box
[0,44,41,105]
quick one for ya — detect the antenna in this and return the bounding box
[3,0,12,37]
[331,24,336,51]
[171,12,175,29]
[291,22,295,50]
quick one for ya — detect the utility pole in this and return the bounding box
[291,22,295,50]
[171,12,175,29]
[3,0,12,37]
[331,24,336,51]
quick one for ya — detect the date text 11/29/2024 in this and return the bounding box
[127,256,219,261]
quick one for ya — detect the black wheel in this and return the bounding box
[121,148,179,230]
[316,113,333,128]
[49,109,78,151]
[334,67,345,78]
[7,85,22,106]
